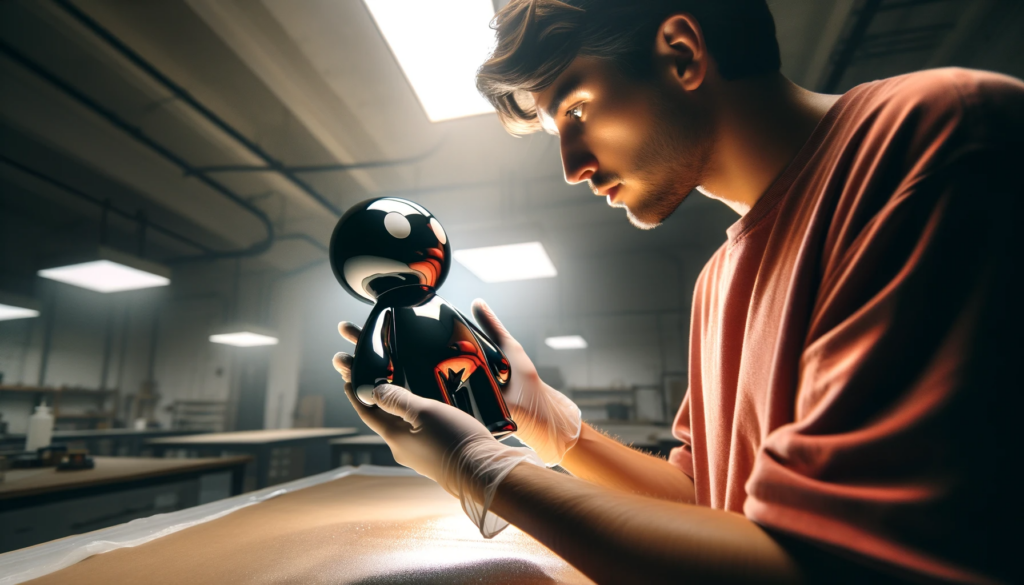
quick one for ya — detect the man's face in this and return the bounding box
[532,56,712,230]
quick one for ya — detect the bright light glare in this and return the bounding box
[0,303,39,321]
[38,260,170,293]
[364,0,495,122]
[454,242,557,283]
[545,335,588,350]
[209,332,280,347]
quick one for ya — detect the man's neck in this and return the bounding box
[696,73,840,216]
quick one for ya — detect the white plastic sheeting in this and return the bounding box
[0,465,419,585]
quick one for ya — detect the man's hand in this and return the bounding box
[332,299,582,466]
[333,305,692,502]
[470,300,582,465]
[338,382,543,537]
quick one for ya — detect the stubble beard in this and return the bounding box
[620,181,694,230]
[616,96,712,230]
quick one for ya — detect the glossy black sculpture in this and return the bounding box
[329,197,516,437]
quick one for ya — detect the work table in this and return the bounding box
[3,467,592,584]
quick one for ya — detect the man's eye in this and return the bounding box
[566,104,584,121]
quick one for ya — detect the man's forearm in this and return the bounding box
[491,462,803,585]
[558,423,696,503]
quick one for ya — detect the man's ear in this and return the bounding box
[654,14,708,92]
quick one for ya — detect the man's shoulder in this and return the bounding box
[851,68,1024,107]
[843,68,1024,144]
[875,67,1019,92]
[694,241,730,291]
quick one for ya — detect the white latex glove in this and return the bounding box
[340,381,543,537]
[334,300,582,466]
[470,299,582,465]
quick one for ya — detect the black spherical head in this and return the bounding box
[329,198,451,303]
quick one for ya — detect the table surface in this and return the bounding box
[1,429,199,440]
[24,473,593,585]
[330,434,386,445]
[0,456,250,500]
[55,429,200,439]
[146,428,357,446]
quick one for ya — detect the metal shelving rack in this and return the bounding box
[0,385,119,430]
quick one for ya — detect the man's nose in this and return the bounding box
[560,140,598,185]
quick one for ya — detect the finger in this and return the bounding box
[471,299,514,346]
[332,352,354,382]
[338,321,361,345]
[372,384,433,425]
[343,383,406,437]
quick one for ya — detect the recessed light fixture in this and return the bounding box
[545,335,588,350]
[39,260,169,293]
[364,0,495,122]
[0,303,40,321]
[454,242,557,283]
[0,293,40,321]
[209,331,280,348]
[37,248,170,293]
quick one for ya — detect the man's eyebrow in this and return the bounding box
[542,75,583,120]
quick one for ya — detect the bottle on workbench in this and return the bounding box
[25,401,54,452]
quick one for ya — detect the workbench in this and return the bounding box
[0,467,592,584]
[0,429,205,457]
[331,434,398,467]
[147,428,357,490]
[0,456,249,554]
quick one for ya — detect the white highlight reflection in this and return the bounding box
[411,297,444,321]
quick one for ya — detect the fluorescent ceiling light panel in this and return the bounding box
[364,0,495,122]
[209,331,280,347]
[454,242,557,283]
[0,303,40,321]
[545,335,588,350]
[38,260,170,293]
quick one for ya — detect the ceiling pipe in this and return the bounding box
[51,0,345,218]
[874,0,946,11]
[187,139,446,175]
[0,40,274,262]
[0,155,214,255]
[821,0,885,93]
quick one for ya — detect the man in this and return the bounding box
[334,0,1022,582]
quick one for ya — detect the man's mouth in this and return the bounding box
[592,182,620,201]
[604,184,621,205]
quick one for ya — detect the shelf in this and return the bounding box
[574,398,633,407]
[0,385,118,395]
[1,385,119,432]
[0,385,54,394]
[58,388,119,396]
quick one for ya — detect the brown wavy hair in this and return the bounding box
[477,0,781,134]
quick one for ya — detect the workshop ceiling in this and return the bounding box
[1,0,1021,285]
